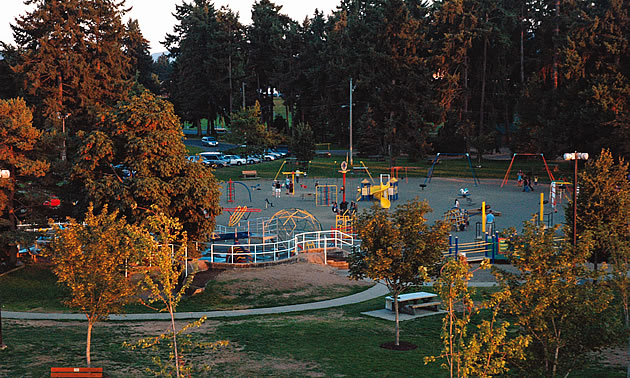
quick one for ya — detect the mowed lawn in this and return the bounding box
[2,296,624,377]
[211,155,575,183]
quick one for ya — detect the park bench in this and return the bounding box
[406,301,442,314]
[315,151,332,157]
[50,367,103,377]
[241,170,258,179]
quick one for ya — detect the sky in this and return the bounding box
[1,0,341,54]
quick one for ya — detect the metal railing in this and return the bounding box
[199,230,355,265]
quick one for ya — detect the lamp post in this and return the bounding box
[349,78,354,167]
[563,152,589,247]
[57,112,70,161]
[0,169,9,350]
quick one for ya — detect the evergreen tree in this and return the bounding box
[124,19,159,94]
[10,0,131,127]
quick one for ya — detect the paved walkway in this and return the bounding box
[3,279,499,321]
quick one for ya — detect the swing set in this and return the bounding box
[500,153,555,188]
[424,153,481,187]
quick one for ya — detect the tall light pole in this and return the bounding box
[563,152,589,247]
[58,112,70,161]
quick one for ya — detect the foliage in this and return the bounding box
[425,257,529,378]
[128,208,227,377]
[45,204,146,366]
[494,221,617,377]
[289,122,315,162]
[0,98,49,268]
[349,199,449,345]
[73,91,222,241]
[10,0,131,125]
[123,19,160,94]
[575,149,630,376]
[227,102,276,154]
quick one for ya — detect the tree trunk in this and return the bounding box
[394,294,400,346]
[86,321,93,367]
[520,3,525,84]
[228,55,233,114]
[169,305,180,377]
[479,32,488,138]
[553,0,560,89]
[195,118,201,138]
[0,299,6,349]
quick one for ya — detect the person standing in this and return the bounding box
[454,198,460,209]
[486,210,496,233]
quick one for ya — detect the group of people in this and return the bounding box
[272,178,293,198]
[332,201,357,215]
[517,170,536,192]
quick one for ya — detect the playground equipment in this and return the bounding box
[500,153,555,188]
[316,184,338,206]
[226,180,252,203]
[549,180,572,211]
[358,174,395,209]
[444,209,469,231]
[269,208,323,240]
[222,206,262,227]
[445,232,509,263]
[425,153,481,187]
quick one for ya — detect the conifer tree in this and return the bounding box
[124,19,159,94]
[10,0,131,127]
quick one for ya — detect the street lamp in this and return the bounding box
[57,112,71,161]
[563,152,589,246]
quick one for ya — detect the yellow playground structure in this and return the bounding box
[358,174,398,209]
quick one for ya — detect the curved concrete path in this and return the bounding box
[3,282,391,321]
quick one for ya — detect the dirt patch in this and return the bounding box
[212,262,368,292]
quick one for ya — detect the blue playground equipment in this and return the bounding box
[424,153,481,187]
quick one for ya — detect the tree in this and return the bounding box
[289,122,315,162]
[165,0,233,137]
[0,98,48,269]
[349,199,449,346]
[72,91,222,242]
[128,208,227,377]
[45,205,145,367]
[10,0,131,127]
[575,149,630,376]
[227,102,276,155]
[425,257,529,378]
[123,19,160,94]
[494,221,616,376]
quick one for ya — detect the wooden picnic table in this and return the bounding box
[385,292,441,315]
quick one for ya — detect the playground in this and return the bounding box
[216,173,567,248]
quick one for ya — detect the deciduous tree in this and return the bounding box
[73,91,222,242]
[46,205,146,366]
[425,257,529,378]
[0,98,48,269]
[494,221,616,376]
[349,199,449,346]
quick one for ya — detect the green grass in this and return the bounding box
[0,264,70,312]
[0,265,369,314]
[211,155,574,183]
[3,297,625,377]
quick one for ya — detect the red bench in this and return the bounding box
[50,367,103,377]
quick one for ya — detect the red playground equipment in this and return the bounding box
[500,153,555,188]
[226,179,252,203]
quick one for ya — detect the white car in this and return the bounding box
[224,155,246,166]
[201,136,219,147]
[246,155,261,164]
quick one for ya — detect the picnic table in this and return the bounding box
[385,292,441,315]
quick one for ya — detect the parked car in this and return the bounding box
[246,155,261,164]
[202,155,230,167]
[201,136,219,147]
[224,155,247,166]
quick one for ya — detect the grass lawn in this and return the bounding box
[211,155,574,183]
[2,296,624,377]
[0,264,369,313]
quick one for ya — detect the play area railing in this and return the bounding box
[200,230,355,265]
[445,233,506,263]
[214,217,277,237]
